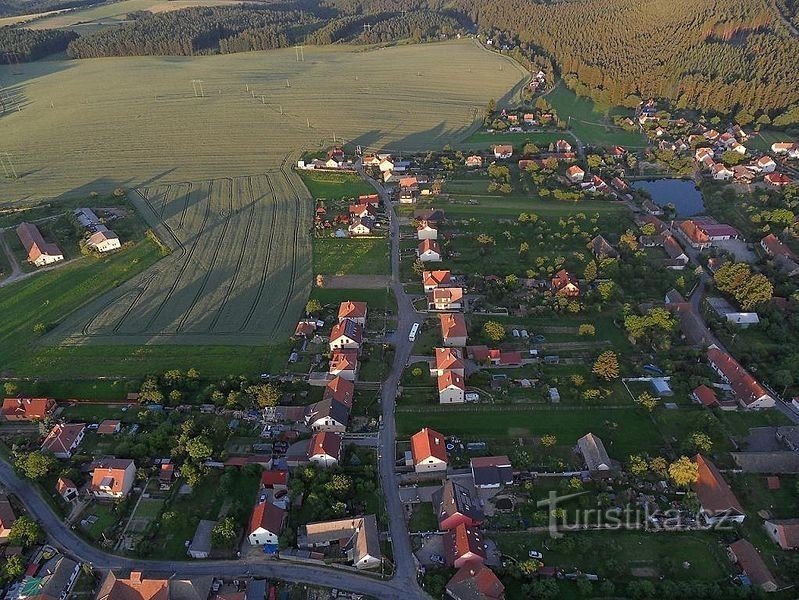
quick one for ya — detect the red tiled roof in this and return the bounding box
[551,269,578,293]
[440,313,467,341]
[419,239,441,254]
[695,454,744,516]
[692,385,718,407]
[329,349,358,373]
[761,234,796,260]
[249,501,286,536]
[766,519,799,549]
[323,376,354,409]
[15,222,62,262]
[423,270,451,288]
[97,419,120,435]
[261,470,289,488]
[438,371,465,392]
[566,165,584,176]
[466,345,490,362]
[338,301,367,321]
[308,431,342,460]
[56,477,77,494]
[663,235,686,260]
[428,287,464,304]
[729,539,776,588]
[410,427,448,464]
[707,347,770,407]
[90,459,134,494]
[765,173,792,186]
[435,347,464,372]
[680,220,710,244]
[1,397,55,420]
[330,319,363,344]
[766,476,780,490]
[447,563,504,600]
[96,572,169,600]
[445,523,486,565]
[41,423,85,455]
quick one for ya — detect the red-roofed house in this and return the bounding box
[445,524,487,568]
[764,519,799,550]
[555,139,572,153]
[707,347,775,409]
[90,458,136,500]
[329,319,363,351]
[338,301,368,326]
[0,495,16,542]
[56,477,78,502]
[565,165,585,183]
[16,222,64,266]
[247,501,286,546]
[307,431,342,468]
[97,419,121,435]
[431,347,465,377]
[679,220,711,249]
[323,376,354,409]
[410,427,449,473]
[493,145,513,159]
[418,239,442,262]
[446,562,505,600]
[438,372,465,404]
[728,539,777,592]
[423,270,452,292]
[765,172,793,187]
[41,423,86,459]
[329,349,359,381]
[427,287,464,311]
[440,313,468,347]
[695,454,745,525]
[755,156,777,173]
[435,479,484,530]
[1,397,56,421]
[465,155,483,168]
[761,234,797,261]
[260,470,289,492]
[551,269,579,297]
[691,385,719,408]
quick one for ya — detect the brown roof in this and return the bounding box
[692,385,718,407]
[330,319,363,344]
[446,563,505,600]
[707,347,770,407]
[428,287,464,304]
[0,495,16,530]
[338,301,367,321]
[729,539,777,588]
[551,269,578,293]
[695,454,744,516]
[761,234,796,260]
[323,376,354,409]
[97,419,121,435]
[1,397,55,420]
[765,173,792,186]
[423,270,451,288]
[435,347,464,372]
[410,427,448,465]
[566,165,584,177]
[15,222,62,262]
[765,519,799,549]
[248,501,285,536]
[663,235,686,259]
[41,423,85,455]
[440,313,467,341]
[96,571,169,600]
[419,238,441,254]
[307,431,342,460]
[438,371,465,393]
[56,477,77,494]
[680,220,710,244]
[260,470,289,488]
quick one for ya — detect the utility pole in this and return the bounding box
[2,153,18,179]
[191,80,204,98]
[286,79,290,88]
[362,23,372,33]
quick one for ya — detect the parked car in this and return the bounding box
[430,554,445,565]
[528,550,543,559]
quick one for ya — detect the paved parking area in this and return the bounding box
[415,534,445,567]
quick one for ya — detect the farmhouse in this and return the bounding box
[329,319,363,351]
[577,433,612,475]
[771,142,799,157]
[410,427,449,473]
[728,539,777,592]
[446,563,505,600]
[423,270,452,292]
[1,397,56,421]
[304,398,350,433]
[551,269,579,297]
[555,139,572,153]
[16,222,64,267]
[433,479,484,530]
[465,155,483,168]
[431,347,465,377]
[0,495,15,542]
[41,423,86,459]
[418,239,442,262]
[417,220,438,240]
[440,313,468,347]
[56,477,78,502]
[438,371,466,404]
[471,455,513,489]
[247,502,285,546]
[307,431,342,468]
[87,227,121,253]
[298,515,382,569]
[764,519,799,550]
[90,458,136,500]
[764,172,793,187]
[679,219,739,249]
[427,286,464,311]
[493,145,513,159]
[707,347,775,409]
[695,454,745,525]
[329,349,359,381]
[590,235,619,260]
[565,165,585,183]
[348,216,375,236]
[323,375,354,408]
[445,523,487,568]
[756,156,777,173]
[338,301,367,326]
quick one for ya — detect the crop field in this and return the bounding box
[0,40,527,203]
[48,169,311,345]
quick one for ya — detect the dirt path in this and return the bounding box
[0,229,23,283]
[322,274,391,289]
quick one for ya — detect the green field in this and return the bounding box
[313,237,390,275]
[298,171,375,200]
[747,129,797,153]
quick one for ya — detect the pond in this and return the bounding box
[631,178,705,217]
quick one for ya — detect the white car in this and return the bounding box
[528,550,543,559]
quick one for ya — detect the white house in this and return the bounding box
[410,428,449,473]
[566,165,585,183]
[307,431,342,468]
[755,156,777,173]
[418,239,442,262]
[41,423,86,459]
[417,220,438,240]
[89,459,136,500]
[329,319,363,351]
[711,163,734,181]
[247,502,285,546]
[87,228,121,253]
[438,372,465,404]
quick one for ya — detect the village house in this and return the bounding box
[0,495,15,543]
[427,286,464,311]
[764,519,799,550]
[418,238,442,262]
[261,469,289,492]
[771,142,799,158]
[247,501,286,546]
[577,432,613,475]
[90,458,136,500]
[329,319,363,351]
[433,479,484,530]
[761,233,797,262]
[298,515,382,569]
[97,419,121,435]
[16,222,64,267]
[399,186,419,204]
[295,319,318,337]
[445,523,487,568]
[410,427,449,473]
[695,454,746,525]
[465,155,483,168]
[56,477,79,502]
[756,156,777,173]
[423,269,452,292]
[728,539,778,592]
[25,554,80,599]
[551,269,579,297]
[707,347,775,409]
[565,165,585,183]
[695,147,714,162]
[611,176,629,192]
[679,219,739,249]
[338,301,367,326]
[764,173,793,187]
[97,571,213,599]
[349,203,376,219]
[440,313,468,347]
[417,220,438,240]
[348,216,375,236]
[555,139,572,153]
[711,163,734,181]
[438,371,466,404]
[466,346,521,367]
[493,145,513,160]
[304,398,350,433]
[323,375,354,408]
[663,235,690,267]
[471,455,513,489]
[590,235,619,260]
[691,385,720,408]
[41,423,86,459]
[641,198,663,216]
[87,227,121,253]
[430,347,465,377]
[446,563,505,600]
[1,397,56,421]
[732,165,756,184]
[307,431,342,468]
[414,208,446,223]
[329,348,359,381]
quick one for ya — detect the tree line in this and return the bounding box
[0,26,77,63]
[0,0,100,18]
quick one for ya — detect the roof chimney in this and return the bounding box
[130,571,142,584]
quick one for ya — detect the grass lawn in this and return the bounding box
[408,502,438,533]
[313,237,390,275]
[396,407,665,456]
[494,530,730,582]
[81,502,119,541]
[10,379,132,401]
[60,403,138,423]
[309,287,396,312]
[714,409,792,438]
[134,498,164,519]
[747,129,796,153]
[651,407,732,453]
[298,170,374,200]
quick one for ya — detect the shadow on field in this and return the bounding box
[0,58,75,108]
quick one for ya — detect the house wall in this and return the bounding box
[355,554,381,569]
[329,337,359,351]
[330,368,356,381]
[417,228,438,240]
[309,454,338,468]
[439,387,465,404]
[415,457,447,473]
[34,254,63,267]
[419,251,441,262]
[310,419,346,433]
[248,528,279,546]
[701,509,745,526]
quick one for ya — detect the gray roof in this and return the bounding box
[776,426,799,450]
[433,480,484,524]
[170,577,215,600]
[577,433,612,473]
[188,519,216,556]
[246,579,267,599]
[470,456,514,487]
[304,398,350,428]
[39,555,78,597]
[732,452,799,474]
